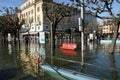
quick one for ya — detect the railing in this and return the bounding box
[42,56,120,80]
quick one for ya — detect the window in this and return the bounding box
[24,6,25,9]
[29,2,30,6]
[21,14,23,18]
[37,16,39,21]
[24,13,25,17]
[31,9,33,14]
[26,12,28,16]
[32,16,34,22]
[38,26,40,29]
[37,7,40,12]
[46,26,48,29]
[28,11,30,15]
[26,3,28,8]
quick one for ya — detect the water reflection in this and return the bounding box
[1,39,120,79]
[0,40,66,80]
[8,43,12,55]
[61,49,77,56]
[44,41,120,80]
[25,46,29,54]
[108,53,118,80]
[86,43,120,80]
[39,44,45,59]
[0,43,20,75]
[87,42,98,54]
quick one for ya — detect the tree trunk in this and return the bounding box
[53,28,56,48]
[2,30,6,45]
[51,23,57,49]
[109,23,119,53]
[18,29,20,49]
[14,30,17,45]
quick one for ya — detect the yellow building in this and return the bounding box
[98,21,114,34]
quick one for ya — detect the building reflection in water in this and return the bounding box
[1,38,119,80]
[20,43,44,78]
[1,39,120,79]
[8,43,12,55]
[39,44,46,60]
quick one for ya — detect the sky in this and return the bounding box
[0,0,24,15]
[0,0,24,9]
[0,0,120,22]
[112,1,120,15]
[0,0,119,12]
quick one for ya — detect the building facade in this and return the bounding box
[20,0,53,33]
[20,0,97,35]
[97,21,120,39]
[98,21,114,34]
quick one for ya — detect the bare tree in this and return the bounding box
[0,7,25,44]
[85,22,98,35]
[42,1,78,48]
[70,0,120,53]
[0,16,8,44]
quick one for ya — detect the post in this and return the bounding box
[50,22,53,65]
[81,0,84,65]
[34,2,36,32]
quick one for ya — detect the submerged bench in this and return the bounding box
[61,43,77,50]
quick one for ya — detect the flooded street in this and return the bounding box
[0,39,120,80]
[44,41,120,80]
[0,40,68,80]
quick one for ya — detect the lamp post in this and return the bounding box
[78,0,85,67]
[80,0,85,66]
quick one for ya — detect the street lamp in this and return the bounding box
[78,0,85,66]
[80,0,85,66]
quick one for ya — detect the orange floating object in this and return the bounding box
[61,49,77,56]
[61,43,77,50]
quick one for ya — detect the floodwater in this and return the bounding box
[0,39,120,80]
[0,41,68,80]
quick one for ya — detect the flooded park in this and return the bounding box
[0,38,120,80]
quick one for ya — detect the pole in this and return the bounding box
[34,2,36,32]
[81,0,84,65]
[50,22,53,65]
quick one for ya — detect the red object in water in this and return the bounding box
[61,43,77,50]
[61,49,77,56]
[36,56,43,69]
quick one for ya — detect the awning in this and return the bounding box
[22,32,38,35]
